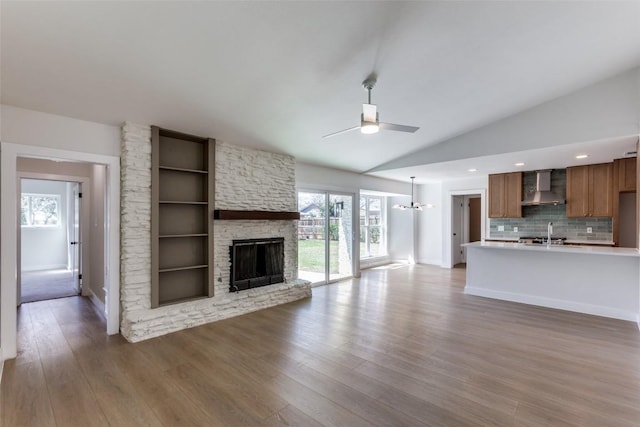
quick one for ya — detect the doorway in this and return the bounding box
[449,191,484,268]
[19,179,83,303]
[1,143,120,360]
[297,191,355,285]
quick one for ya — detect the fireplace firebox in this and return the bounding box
[229,238,284,292]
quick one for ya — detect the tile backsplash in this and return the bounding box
[489,169,613,242]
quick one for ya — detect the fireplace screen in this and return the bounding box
[229,238,284,292]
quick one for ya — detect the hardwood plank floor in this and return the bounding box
[2,264,640,426]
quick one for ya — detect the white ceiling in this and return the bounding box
[369,135,640,183]
[2,1,640,176]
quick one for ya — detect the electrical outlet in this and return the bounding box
[587,227,593,234]
[498,225,504,231]
[513,227,518,232]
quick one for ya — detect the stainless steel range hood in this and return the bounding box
[521,170,565,206]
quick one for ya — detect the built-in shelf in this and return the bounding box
[159,234,208,239]
[159,264,209,273]
[152,126,215,308]
[159,200,208,205]
[214,210,300,220]
[159,165,208,174]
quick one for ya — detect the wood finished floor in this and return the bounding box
[2,264,640,426]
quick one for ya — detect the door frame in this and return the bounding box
[17,174,91,304]
[451,195,464,265]
[1,142,120,360]
[327,191,355,284]
[445,189,486,268]
[297,189,356,286]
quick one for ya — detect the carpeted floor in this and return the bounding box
[21,269,78,303]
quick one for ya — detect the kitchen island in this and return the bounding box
[463,241,640,323]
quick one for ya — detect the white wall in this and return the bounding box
[1,105,120,157]
[416,182,443,265]
[20,179,69,271]
[416,176,488,267]
[296,162,409,195]
[387,196,415,262]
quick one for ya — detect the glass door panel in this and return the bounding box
[297,191,326,284]
[329,194,353,281]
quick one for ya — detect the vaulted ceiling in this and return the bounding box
[2,1,639,177]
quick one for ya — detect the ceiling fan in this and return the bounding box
[322,75,420,139]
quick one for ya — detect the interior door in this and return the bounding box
[468,197,482,242]
[329,193,354,282]
[71,183,82,294]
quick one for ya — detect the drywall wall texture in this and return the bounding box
[490,170,613,241]
[120,124,309,342]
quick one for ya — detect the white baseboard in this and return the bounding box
[465,286,640,322]
[22,264,68,272]
[360,256,391,270]
[416,258,442,266]
[88,289,106,322]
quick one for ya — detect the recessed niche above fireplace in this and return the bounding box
[229,238,285,292]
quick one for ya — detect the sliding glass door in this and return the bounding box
[328,193,353,281]
[297,191,327,283]
[297,191,354,284]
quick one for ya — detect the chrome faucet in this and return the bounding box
[547,222,553,248]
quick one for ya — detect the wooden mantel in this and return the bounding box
[213,210,300,220]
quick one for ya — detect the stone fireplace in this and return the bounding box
[119,123,311,342]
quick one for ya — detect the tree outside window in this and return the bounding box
[21,194,60,227]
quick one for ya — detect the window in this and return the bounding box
[21,193,60,227]
[360,194,386,258]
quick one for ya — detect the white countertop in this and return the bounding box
[463,241,640,257]
[485,238,615,246]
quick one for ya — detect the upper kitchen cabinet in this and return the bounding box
[489,172,522,218]
[566,163,613,217]
[614,157,636,192]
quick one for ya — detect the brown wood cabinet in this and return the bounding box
[615,157,636,192]
[613,156,637,247]
[566,163,613,218]
[488,172,522,218]
[151,127,215,307]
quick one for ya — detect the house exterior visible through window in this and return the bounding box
[360,194,386,258]
[21,193,60,227]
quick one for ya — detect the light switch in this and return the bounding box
[587,227,593,234]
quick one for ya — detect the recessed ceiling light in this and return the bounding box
[576,154,589,159]
[468,168,477,172]
[514,162,525,167]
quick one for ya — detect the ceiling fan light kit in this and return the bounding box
[393,176,425,211]
[360,118,379,134]
[323,75,419,139]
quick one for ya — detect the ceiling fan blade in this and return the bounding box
[362,103,377,122]
[379,122,420,133]
[322,125,360,139]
